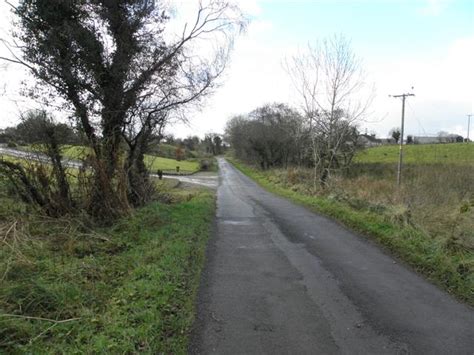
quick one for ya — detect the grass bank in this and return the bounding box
[0,183,214,353]
[228,158,473,305]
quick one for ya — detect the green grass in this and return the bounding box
[13,145,200,174]
[61,145,88,160]
[144,155,199,174]
[355,143,474,165]
[62,145,199,173]
[61,145,199,173]
[229,158,473,305]
[0,184,214,353]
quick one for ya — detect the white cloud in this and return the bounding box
[0,1,39,127]
[361,35,474,138]
[169,17,295,136]
[249,19,273,33]
[233,0,262,17]
[419,0,453,16]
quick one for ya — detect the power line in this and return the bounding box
[467,114,472,142]
[406,100,428,136]
[390,92,415,186]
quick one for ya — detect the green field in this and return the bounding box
[62,145,199,173]
[354,143,474,165]
[144,155,199,174]
[15,145,200,174]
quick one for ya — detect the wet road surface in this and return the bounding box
[171,172,218,189]
[189,158,473,354]
[0,146,82,168]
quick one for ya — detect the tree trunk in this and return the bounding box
[85,106,131,221]
[47,141,73,212]
[87,155,130,222]
[125,145,153,207]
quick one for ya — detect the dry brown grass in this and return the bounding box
[0,221,35,283]
[271,163,474,252]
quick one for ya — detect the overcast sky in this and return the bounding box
[1,0,473,139]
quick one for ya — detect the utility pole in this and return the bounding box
[390,92,415,186]
[468,114,472,142]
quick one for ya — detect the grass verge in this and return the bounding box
[228,158,473,305]
[0,186,214,353]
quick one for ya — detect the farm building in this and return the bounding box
[358,134,381,147]
[414,135,464,144]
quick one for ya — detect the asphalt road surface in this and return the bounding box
[171,172,218,189]
[189,158,473,355]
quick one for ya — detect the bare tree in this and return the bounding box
[284,35,372,186]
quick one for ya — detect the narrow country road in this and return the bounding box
[189,158,473,354]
